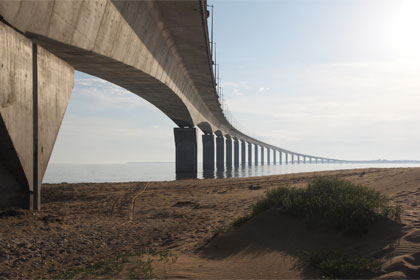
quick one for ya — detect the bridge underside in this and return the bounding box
[28,33,194,128]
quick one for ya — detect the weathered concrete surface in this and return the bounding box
[37,46,74,203]
[241,141,246,165]
[0,22,74,209]
[226,137,232,169]
[174,128,197,176]
[0,22,33,208]
[216,136,224,170]
[248,143,252,165]
[202,134,214,172]
[261,146,265,165]
[233,139,239,168]
[254,145,259,165]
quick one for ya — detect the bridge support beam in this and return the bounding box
[267,148,270,165]
[285,153,288,164]
[233,139,239,168]
[226,137,232,169]
[174,127,197,178]
[216,136,224,170]
[261,146,265,165]
[273,150,276,164]
[254,144,259,165]
[248,143,252,166]
[202,134,214,173]
[279,151,282,164]
[291,154,294,164]
[0,23,74,210]
[241,141,246,166]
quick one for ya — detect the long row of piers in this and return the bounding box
[174,128,343,177]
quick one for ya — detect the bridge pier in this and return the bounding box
[279,151,282,164]
[234,139,239,168]
[261,146,265,165]
[174,127,198,178]
[0,23,74,210]
[297,155,300,164]
[202,134,214,173]
[291,154,295,164]
[254,144,259,165]
[267,148,271,165]
[216,135,224,170]
[226,137,232,169]
[248,143,252,166]
[273,150,276,164]
[285,153,288,164]
[241,141,246,166]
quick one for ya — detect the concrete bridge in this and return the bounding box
[0,0,342,210]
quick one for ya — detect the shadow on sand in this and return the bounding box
[197,208,405,278]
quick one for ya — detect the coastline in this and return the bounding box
[1,167,419,279]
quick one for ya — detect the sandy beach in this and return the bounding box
[0,167,419,279]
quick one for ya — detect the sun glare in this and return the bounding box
[390,0,420,57]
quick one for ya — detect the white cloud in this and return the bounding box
[258,87,270,92]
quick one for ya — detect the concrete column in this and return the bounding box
[248,142,252,165]
[233,139,239,168]
[304,156,306,164]
[267,148,271,165]
[174,127,198,177]
[0,23,74,210]
[216,136,224,170]
[297,155,300,164]
[260,146,265,165]
[202,134,214,172]
[241,141,246,166]
[254,144,259,165]
[285,153,288,164]
[315,158,318,164]
[226,137,232,169]
[273,150,277,164]
[291,154,295,164]
[279,151,283,164]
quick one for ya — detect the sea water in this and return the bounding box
[42,162,420,184]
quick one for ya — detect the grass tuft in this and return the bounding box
[235,177,402,234]
[300,250,381,279]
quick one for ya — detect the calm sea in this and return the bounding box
[42,162,420,184]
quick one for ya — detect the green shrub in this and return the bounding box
[247,177,401,234]
[300,250,381,279]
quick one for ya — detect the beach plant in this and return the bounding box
[299,250,381,279]
[236,177,402,234]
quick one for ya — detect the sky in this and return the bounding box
[49,0,420,164]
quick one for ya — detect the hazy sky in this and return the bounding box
[49,0,420,164]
